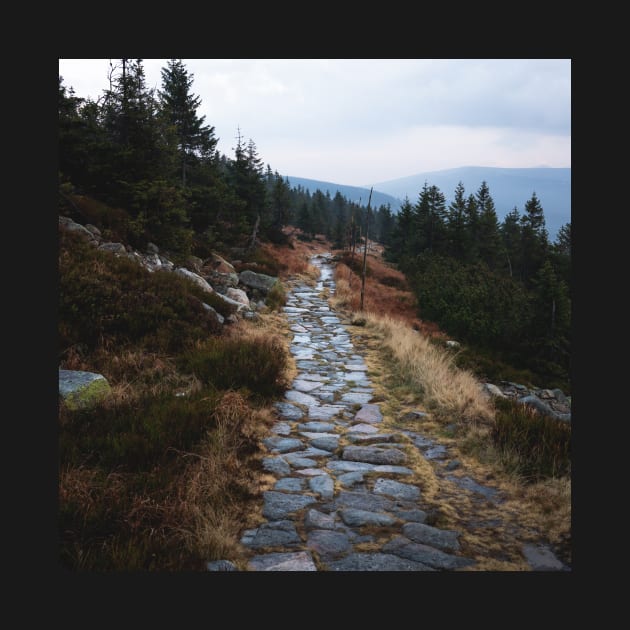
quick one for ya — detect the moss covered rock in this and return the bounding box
[59,369,112,410]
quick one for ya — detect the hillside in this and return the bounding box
[371,166,571,239]
[285,175,402,211]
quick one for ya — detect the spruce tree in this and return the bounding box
[475,181,502,270]
[446,181,467,260]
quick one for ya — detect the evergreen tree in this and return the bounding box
[475,181,502,270]
[158,58,217,187]
[500,207,522,278]
[520,192,549,285]
[463,193,479,263]
[445,181,467,260]
[386,197,414,263]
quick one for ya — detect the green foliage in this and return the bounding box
[179,335,288,399]
[491,397,571,481]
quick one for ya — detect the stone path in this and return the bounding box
[232,252,485,571]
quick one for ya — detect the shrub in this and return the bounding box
[492,397,571,481]
[266,281,287,311]
[178,333,289,399]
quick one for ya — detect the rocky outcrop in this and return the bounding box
[239,269,279,295]
[174,267,214,294]
[59,369,112,410]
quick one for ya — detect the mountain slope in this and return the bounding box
[370,166,571,239]
[285,176,402,212]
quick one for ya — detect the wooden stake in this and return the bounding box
[360,188,373,312]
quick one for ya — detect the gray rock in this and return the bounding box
[297,421,336,433]
[239,269,278,294]
[337,472,365,488]
[212,291,248,313]
[174,267,214,294]
[225,287,250,308]
[353,404,383,424]
[402,522,460,552]
[271,421,292,436]
[399,411,429,422]
[334,490,394,513]
[285,390,319,406]
[446,475,500,501]
[309,435,339,452]
[147,242,159,254]
[263,437,305,453]
[201,303,224,326]
[99,242,127,254]
[206,560,238,571]
[444,460,461,471]
[339,509,396,527]
[327,461,378,473]
[395,509,428,523]
[383,536,474,570]
[262,491,317,519]
[341,392,373,404]
[308,405,345,420]
[241,520,301,549]
[552,388,568,404]
[304,509,337,530]
[84,224,102,239]
[309,474,335,499]
[482,383,507,398]
[347,423,380,434]
[374,465,414,475]
[373,478,421,502]
[424,445,448,460]
[282,454,319,468]
[307,530,351,560]
[522,544,567,571]
[446,340,460,348]
[292,379,322,393]
[325,553,433,571]
[59,216,97,242]
[274,477,306,492]
[248,551,317,571]
[274,402,304,421]
[58,369,112,410]
[342,445,407,465]
[262,456,291,476]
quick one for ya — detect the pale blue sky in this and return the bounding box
[58,58,571,187]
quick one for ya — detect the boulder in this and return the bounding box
[98,242,127,255]
[147,242,159,254]
[225,288,250,308]
[239,269,279,294]
[85,224,102,242]
[202,252,237,276]
[59,216,97,243]
[482,383,507,398]
[202,303,224,325]
[59,369,112,410]
[186,255,204,273]
[174,267,214,294]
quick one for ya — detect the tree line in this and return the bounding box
[384,181,571,387]
[59,58,387,259]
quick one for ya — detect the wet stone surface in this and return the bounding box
[226,253,566,572]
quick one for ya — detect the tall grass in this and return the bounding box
[363,312,495,426]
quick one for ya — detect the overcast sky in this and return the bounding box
[58,58,571,187]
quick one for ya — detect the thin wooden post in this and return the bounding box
[360,188,373,312]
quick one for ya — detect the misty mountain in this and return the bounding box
[285,176,402,213]
[370,166,571,240]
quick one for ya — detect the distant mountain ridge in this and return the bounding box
[285,176,402,213]
[370,166,571,240]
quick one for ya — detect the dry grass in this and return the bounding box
[259,232,323,286]
[362,312,495,427]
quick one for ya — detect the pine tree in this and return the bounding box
[158,58,217,187]
[475,181,502,270]
[500,207,522,278]
[520,192,549,285]
[445,181,467,260]
[386,197,414,263]
[463,193,479,263]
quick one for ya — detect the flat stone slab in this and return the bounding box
[337,471,365,487]
[297,421,336,433]
[402,522,460,552]
[327,461,378,473]
[263,437,305,453]
[283,454,319,468]
[304,509,337,530]
[248,551,317,571]
[285,390,319,406]
[299,374,329,382]
[339,508,396,527]
[271,422,292,436]
[374,465,414,475]
[446,475,501,502]
[274,477,306,492]
[206,560,238,571]
[262,491,317,519]
[308,405,345,420]
[274,402,304,421]
[309,474,335,499]
[334,490,394,512]
[341,392,374,404]
[296,468,327,477]
[326,553,434,571]
[241,520,301,548]
[347,423,380,434]
[309,435,339,452]
[395,509,428,523]
[293,379,323,393]
[263,457,291,476]
[353,404,383,424]
[342,446,407,465]
[342,371,370,382]
[373,478,421,502]
[307,530,352,560]
[291,334,311,344]
[346,432,395,443]
[383,536,474,570]
[522,544,567,571]
[425,445,448,460]
[290,324,308,333]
